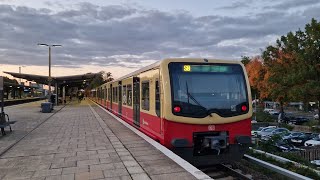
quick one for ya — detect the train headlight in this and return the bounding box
[173,106,181,113]
[241,105,247,112]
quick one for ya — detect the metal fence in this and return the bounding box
[290,147,320,161]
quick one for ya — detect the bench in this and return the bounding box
[0,113,16,135]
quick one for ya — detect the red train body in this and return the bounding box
[91,58,252,166]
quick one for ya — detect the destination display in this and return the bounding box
[183,64,231,73]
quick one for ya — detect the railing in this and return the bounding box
[290,147,320,161]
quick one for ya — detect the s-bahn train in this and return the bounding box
[91,58,252,166]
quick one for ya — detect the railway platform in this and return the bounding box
[0,100,209,180]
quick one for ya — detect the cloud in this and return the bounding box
[267,0,320,10]
[0,1,320,69]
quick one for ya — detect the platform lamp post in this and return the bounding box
[37,43,62,103]
[19,65,26,85]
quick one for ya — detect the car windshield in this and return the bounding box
[264,128,274,132]
[257,127,264,131]
[284,132,291,136]
[169,63,248,117]
[292,133,301,136]
[313,137,320,141]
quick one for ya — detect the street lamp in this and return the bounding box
[38,43,62,102]
[19,65,26,85]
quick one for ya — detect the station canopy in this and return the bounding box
[3,71,100,87]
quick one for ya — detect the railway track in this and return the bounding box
[200,164,252,180]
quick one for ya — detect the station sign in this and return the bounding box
[0,76,3,91]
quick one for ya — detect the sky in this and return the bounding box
[0,0,320,80]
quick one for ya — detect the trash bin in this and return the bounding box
[41,102,52,113]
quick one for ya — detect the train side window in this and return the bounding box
[155,80,160,117]
[141,81,150,111]
[122,85,127,105]
[108,88,111,100]
[113,87,116,102]
[127,84,132,106]
[104,87,107,100]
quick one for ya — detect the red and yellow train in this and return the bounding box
[91,58,252,166]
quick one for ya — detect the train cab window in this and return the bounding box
[155,80,160,117]
[122,85,127,105]
[127,84,132,106]
[141,81,150,111]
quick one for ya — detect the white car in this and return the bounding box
[269,109,280,115]
[311,160,320,166]
[315,114,319,120]
[260,128,289,141]
[252,126,277,137]
[304,137,320,147]
[263,108,275,113]
[257,126,277,137]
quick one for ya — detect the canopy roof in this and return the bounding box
[3,71,100,87]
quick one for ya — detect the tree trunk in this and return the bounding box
[318,98,320,125]
[280,100,284,113]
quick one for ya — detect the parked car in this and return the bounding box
[290,116,309,125]
[251,127,264,137]
[252,126,274,137]
[260,128,289,141]
[290,133,317,146]
[315,114,319,120]
[269,109,280,115]
[263,108,275,113]
[256,126,277,137]
[311,160,320,166]
[282,131,304,141]
[274,140,301,152]
[304,135,320,147]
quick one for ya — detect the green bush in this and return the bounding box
[255,111,275,122]
[279,123,294,131]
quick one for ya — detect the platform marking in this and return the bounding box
[90,99,212,180]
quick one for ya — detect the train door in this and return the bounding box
[133,77,140,127]
[118,81,122,115]
[110,84,113,110]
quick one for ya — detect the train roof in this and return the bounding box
[108,58,241,83]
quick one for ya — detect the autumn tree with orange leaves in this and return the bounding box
[244,56,270,99]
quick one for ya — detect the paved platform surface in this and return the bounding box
[0,101,64,153]
[0,100,197,180]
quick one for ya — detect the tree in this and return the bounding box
[241,56,251,66]
[261,18,320,117]
[87,71,113,89]
[244,56,270,99]
[104,72,114,82]
[3,77,18,84]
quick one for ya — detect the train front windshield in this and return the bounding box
[169,63,249,118]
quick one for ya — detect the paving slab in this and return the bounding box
[0,100,64,153]
[0,100,198,180]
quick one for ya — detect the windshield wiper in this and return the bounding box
[185,81,212,117]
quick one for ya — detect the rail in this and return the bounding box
[200,164,252,180]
